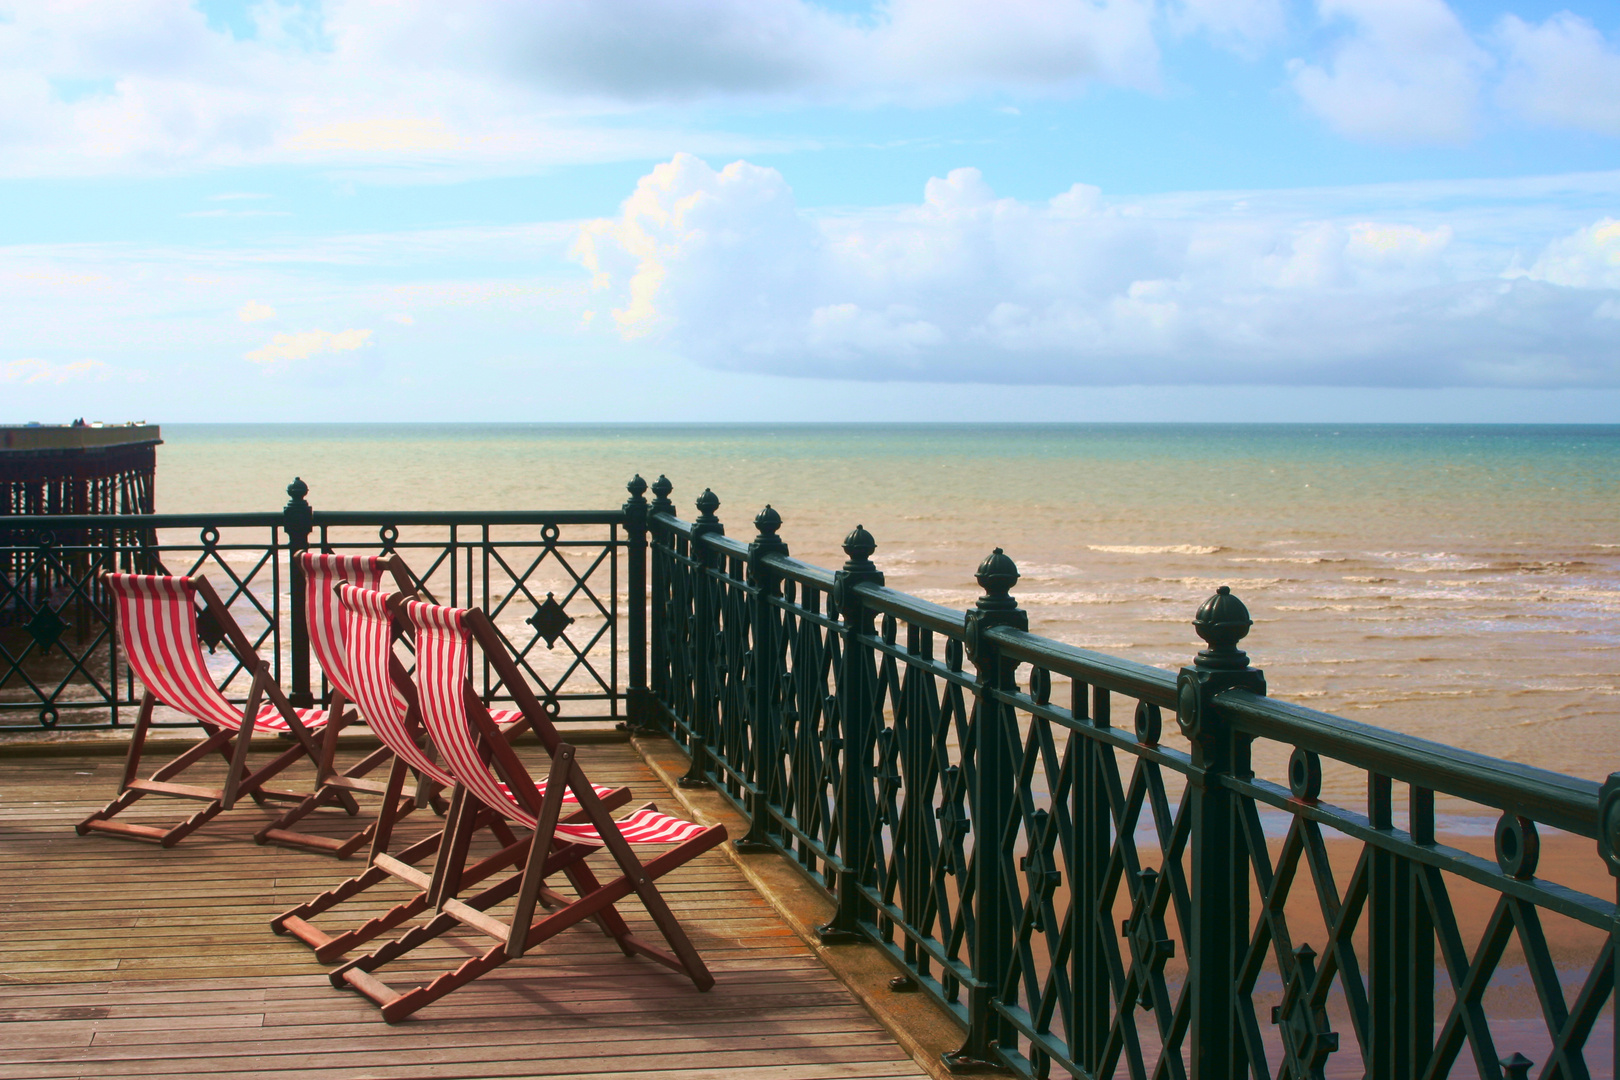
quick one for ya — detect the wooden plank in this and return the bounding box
[0,743,927,1080]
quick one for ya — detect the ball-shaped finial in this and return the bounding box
[975,547,1019,601]
[1194,585,1251,661]
[286,477,309,502]
[842,524,876,566]
[754,504,782,537]
[651,474,673,500]
[626,474,648,499]
[695,488,721,522]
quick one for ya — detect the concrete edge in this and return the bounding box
[0,726,631,759]
[630,733,965,1080]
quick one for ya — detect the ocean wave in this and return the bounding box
[1017,562,1080,577]
[1229,556,1348,564]
[1016,591,1127,605]
[1088,544,1224,556]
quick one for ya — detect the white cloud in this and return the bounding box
[1522,218,1620,289]
[576,156,1620,387]
[245,328,373,365]
[1497,13,1620,136]
[1167,0,1287,53]
[237,299,275,322]
[1289,0,1489,144]
[0,0,1162,178]
[2,358,111,384]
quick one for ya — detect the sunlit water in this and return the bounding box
[158,423,1620,786]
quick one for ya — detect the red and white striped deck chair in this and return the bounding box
[255,553,427,858]
[273,583,629,963]
[330,598,725,1023]
[76,573,332,847]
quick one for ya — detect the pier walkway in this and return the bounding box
[0,738,929,1080]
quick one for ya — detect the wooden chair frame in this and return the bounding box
[77,573,335,847]
[329,600,726,1023]
[255,552,432,858]
[272,584,629,963]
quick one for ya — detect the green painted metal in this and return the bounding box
[647,483,1619,1080]
[0,478,635,731]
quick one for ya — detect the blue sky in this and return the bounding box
[3,0,1619,422]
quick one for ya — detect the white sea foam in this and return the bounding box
[1088,544,1223,556]
[1230,556,1347,565]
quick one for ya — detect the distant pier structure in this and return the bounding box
[1,423,162,518]
[1,424,163,636]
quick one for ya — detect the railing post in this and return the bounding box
[1370,772,1434,1077]
[1599,772,1620,1080]
[945,548,1026,1073]
[819,525,885,945]
[283,477,314,709]
[680,488,723,789]
[648,475,674,729]
[737,505,787,853]
[1176,586,1264,1080]
[1073,679,1112,1072]
[621,474,658,735]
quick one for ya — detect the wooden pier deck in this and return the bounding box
[0,740,929,1080]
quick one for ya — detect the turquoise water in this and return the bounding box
[159,423,1620,784]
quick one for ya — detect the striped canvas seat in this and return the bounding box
[328,597,724,1023]
[410,599,703,846]
[256,554,420,858]
[271,582,634,964]
[109,573,330,733]
[340,584,612,806]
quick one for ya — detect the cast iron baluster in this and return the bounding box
[819,524,885,945]
[648,475,675,729]
[946,547,1026,1073]
[681,488,723,789]
[1176,586,1264,1080]
[738,505,788,853]
[1601,772,1620,1080]
[1072,675,1111,1073]
[1370,769,1436,1078]
[622,475,657,735]
[283,477,314,708]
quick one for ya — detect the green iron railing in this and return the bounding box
[0,477,646,730]
[646,477,1619,1080]
[4,469,1616,1076]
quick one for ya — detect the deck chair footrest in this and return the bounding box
[80,819,173,842]
[126,779,223,801]
[277,916,335,950]
[341,966,399,1007]
[374,853,432,890]
[441,897,511,943]
[259,829,349,853]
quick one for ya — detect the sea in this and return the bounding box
[159,423,1620,789]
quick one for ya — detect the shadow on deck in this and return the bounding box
[0,739,929,1080]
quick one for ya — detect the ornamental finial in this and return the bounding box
[1193,585,1252,670]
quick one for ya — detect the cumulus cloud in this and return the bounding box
[237,300,275,322]
[2,358,111,384]
[1288,0,1489,144]
[575,156,1620,388]
[1496,13,1620,136]
[245,328,373,365]
[1521,218,1620,289]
